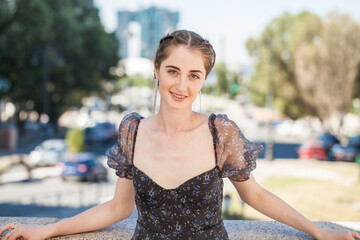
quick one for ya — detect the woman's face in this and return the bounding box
[155,45,206,111]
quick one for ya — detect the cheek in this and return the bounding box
[195,80,205,91]
[189,82,204,96]
[158,79,173,96]
[158,76,172,89]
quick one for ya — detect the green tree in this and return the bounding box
[0,0,119,125]
[247,11,360,133]
[214,63,228,95]
[246,11,322,119]
[65,128,85,153]
[294,13,360,132]
[354,63,360,100]
[213,63,240,97]
[0,0,52,118]
[117,75,153,89]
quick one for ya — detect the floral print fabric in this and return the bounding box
[106,112,263,239]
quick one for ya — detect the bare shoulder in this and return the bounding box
[193,112,211,129]
[199,112,210,122]
[137,115,156,132]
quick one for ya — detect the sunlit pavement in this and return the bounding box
[0,161,120,217]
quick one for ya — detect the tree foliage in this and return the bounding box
[211,63,240,98]
[247,11,360,132]
[214,63,229,94]
[0,0,118,124]
[65,128,85,153]
[294,13,360,131]
[246,12,322,119]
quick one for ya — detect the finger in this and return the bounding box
[0,224,14,236]
[0,227,9,236]
[0,223,15,235]
[352,231,360,240]
[6,223,17,229]
[2,229,13,240]
[8,231,21,240]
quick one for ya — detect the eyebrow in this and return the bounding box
[165,65,204,75]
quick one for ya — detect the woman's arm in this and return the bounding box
[0,177,135,240]
[231,175,360,240]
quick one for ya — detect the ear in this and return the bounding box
[153,70,159,80]
[153,60,159,79]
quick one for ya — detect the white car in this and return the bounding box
[29,139,67,166]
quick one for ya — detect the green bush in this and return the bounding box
[65,129,85,153]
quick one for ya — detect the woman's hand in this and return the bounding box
[317,229,360,240]
[0,223,49,240]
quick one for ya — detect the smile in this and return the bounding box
[170,91,187,101]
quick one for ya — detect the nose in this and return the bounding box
[176,75,187,91]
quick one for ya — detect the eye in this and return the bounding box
[190,74,200,79]
[168,70,178,75]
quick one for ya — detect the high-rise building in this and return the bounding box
[116,7,179,59]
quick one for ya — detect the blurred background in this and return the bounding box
[0,0,359,222]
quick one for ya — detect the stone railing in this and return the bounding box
[0,217,359,239]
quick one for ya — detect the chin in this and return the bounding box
[166,100,192,111]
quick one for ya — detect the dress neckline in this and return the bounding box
[133,164,219,191]
[130,113,218,191]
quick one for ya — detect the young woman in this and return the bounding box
[1,30,359,240]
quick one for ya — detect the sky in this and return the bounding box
[94,0,360,68]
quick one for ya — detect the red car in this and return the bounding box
[298,140,327,160]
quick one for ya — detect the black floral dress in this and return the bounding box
[106,112,263,240]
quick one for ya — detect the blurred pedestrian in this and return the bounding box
[1,30,359,240]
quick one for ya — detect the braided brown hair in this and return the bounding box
[154,30,216,78]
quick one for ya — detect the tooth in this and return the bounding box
[171,92,186,99]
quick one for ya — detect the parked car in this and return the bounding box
[328,135,360,162]
[298,140,327,160]
[317,133,339,155]
[59,153,108,182]
[28,139,67,166]
[99,122,117,140]
[84,122,117,144]
[84,126,108,144]
[349,135,360,148]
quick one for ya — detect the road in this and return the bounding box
[0,136,142,218]
[0,162,121,217]
[0,140,134,218]
[2,156,358,218]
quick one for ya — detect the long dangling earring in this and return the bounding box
[153,78,159,114]
[199,90,202,115]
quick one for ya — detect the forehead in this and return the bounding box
[161,45,206,71]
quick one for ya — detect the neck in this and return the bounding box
[155,105,198,135]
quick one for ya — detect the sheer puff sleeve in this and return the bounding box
[212,114,264,182]
[106,112,142,179]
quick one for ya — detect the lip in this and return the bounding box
[170,91,187,102]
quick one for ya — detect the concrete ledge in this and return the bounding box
[0,217,359,239]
